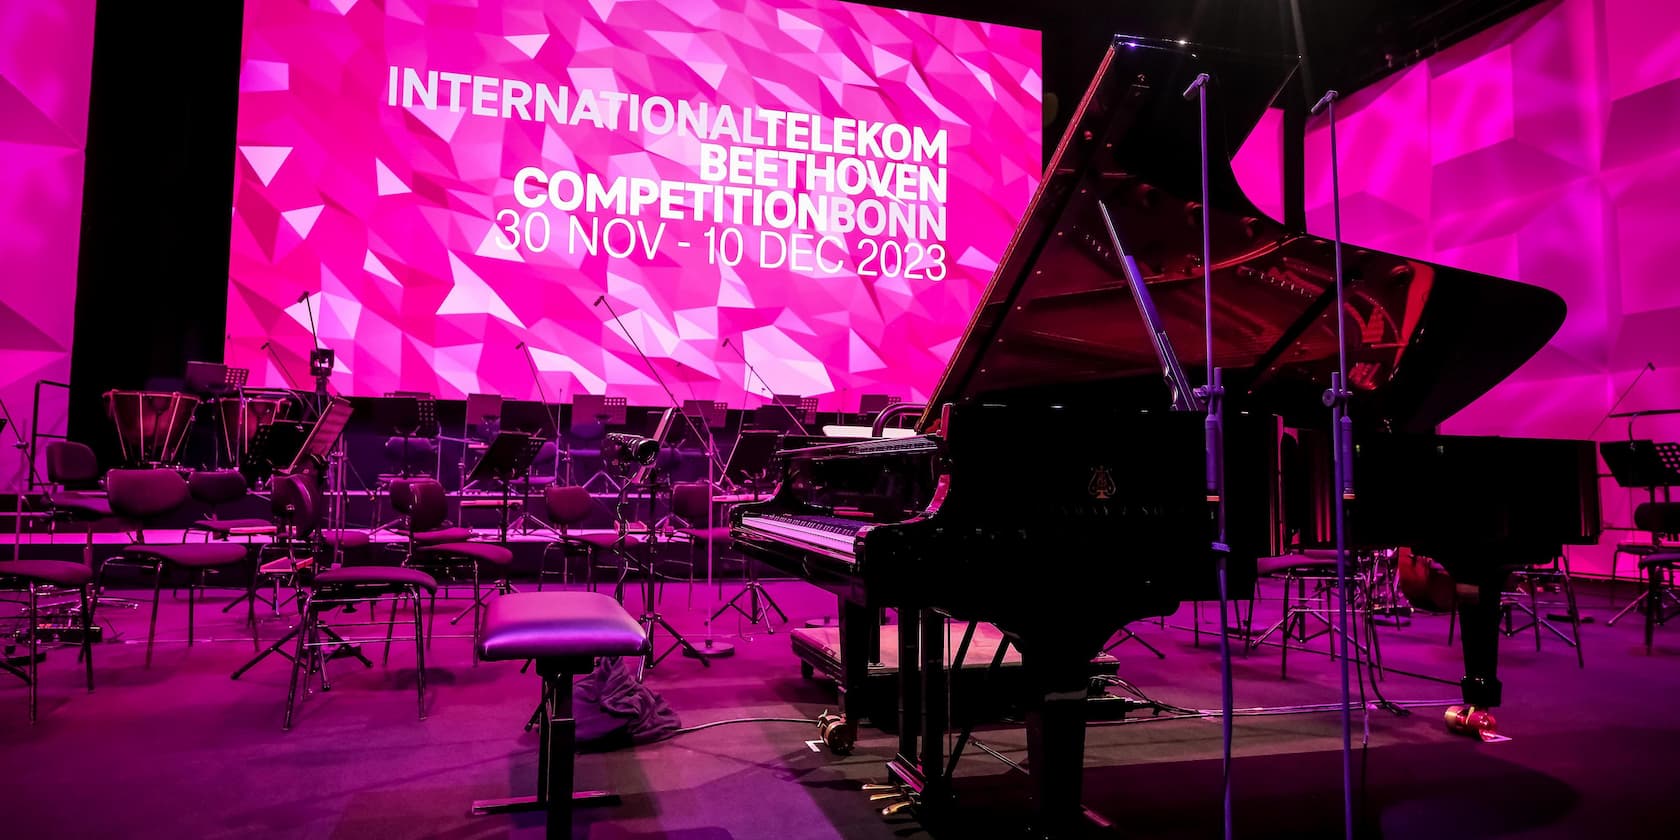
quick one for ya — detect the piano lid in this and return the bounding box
[921,36,1564,434]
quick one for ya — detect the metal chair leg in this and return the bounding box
[413,588,428,721]
[146,562,164,669]
[81,585,94,692]
[28,583,39,725]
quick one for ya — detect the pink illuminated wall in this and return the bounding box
[226,0,1042,408]
[0,1,95,492]
[1233,0,1680,574]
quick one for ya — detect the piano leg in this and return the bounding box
[896,606,921,769]
[919,609,949,809]
[1455,578,1506,708]
[1023,646,1094,837]
[837,602,875,721]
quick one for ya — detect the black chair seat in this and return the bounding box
[478,591,649,661]
[321,529,371,549]
[1638,552,1680,569]
[407,526,474,545]
[127,542,249,567]
[675,526,732,543]
[0,560,94,587]
[315,565,439,592]
[1256,553,1340,578]
[568,532,641,549]
[193,517,277,535]
[49,492,110,518]
[419,541,514,566]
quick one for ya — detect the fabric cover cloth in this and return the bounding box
[314,565,439,592]
[0,560,94,587]
[478,591,648,660]
[126,542,248,567]
[573,655,681,749]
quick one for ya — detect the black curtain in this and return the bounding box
[69,3,245,464]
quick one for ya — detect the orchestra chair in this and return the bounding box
[1608,502,1680,653]
[1246,551,1377,679]
[390,477,509,662]
[99,469,252,667]
[471,591,648,836]
[277,474,438,730]
[1,558,95,723]
[187,469,276,541]
[44,440,110,565]
[538,485,640,593]
[1499,554,1586,667]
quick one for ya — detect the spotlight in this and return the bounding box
[602,432,659,466]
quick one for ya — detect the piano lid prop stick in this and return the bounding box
[1317,88,1357,840]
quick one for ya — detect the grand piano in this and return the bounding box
[732,35,1600,835]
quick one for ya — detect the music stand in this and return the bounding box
[287,399,353,475]
[1602,441,1680,492]
[242,419,306,485]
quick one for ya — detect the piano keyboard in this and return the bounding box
[736,513,866,558]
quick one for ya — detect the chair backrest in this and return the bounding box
[46,441,99,488]
[670,482,711,523]
[269,473,321,538]
[544,485,593,527]
[106,468,190,521]
[189,469,249,507]
[1634,502,1680,539]
[393,477,448,531]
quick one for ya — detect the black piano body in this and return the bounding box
[732,34,1600,835]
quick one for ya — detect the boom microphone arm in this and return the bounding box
[593,297,727,477]
[721,337,810,435]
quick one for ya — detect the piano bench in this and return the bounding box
[471,592,649,837]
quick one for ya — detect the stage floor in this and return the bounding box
[1,577,1676,838]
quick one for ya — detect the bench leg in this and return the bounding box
[472,665,618,836]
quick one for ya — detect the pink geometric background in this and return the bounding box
[0,0,95,492]
[1233,0,1680,575]
[225,0,1042,410]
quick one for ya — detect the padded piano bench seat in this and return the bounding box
[472,592,648,837]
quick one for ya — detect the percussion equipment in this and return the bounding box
[104,390,199,466]
[218,395,289,464]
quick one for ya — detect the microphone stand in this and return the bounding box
[594,297,733,662]
[595,298,727,479]
[721,338,810,435]
[518,342,570,486]
[1184,71,1236,840]
[1314,88,1357,840]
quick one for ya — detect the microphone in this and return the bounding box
[720,338,731,349]
[1310,89,1339,116]
[1181,73,1209,101]
[593,295,605,306]
[260,341,271,350]
[296,291,310,304]
[515,341,525,350]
